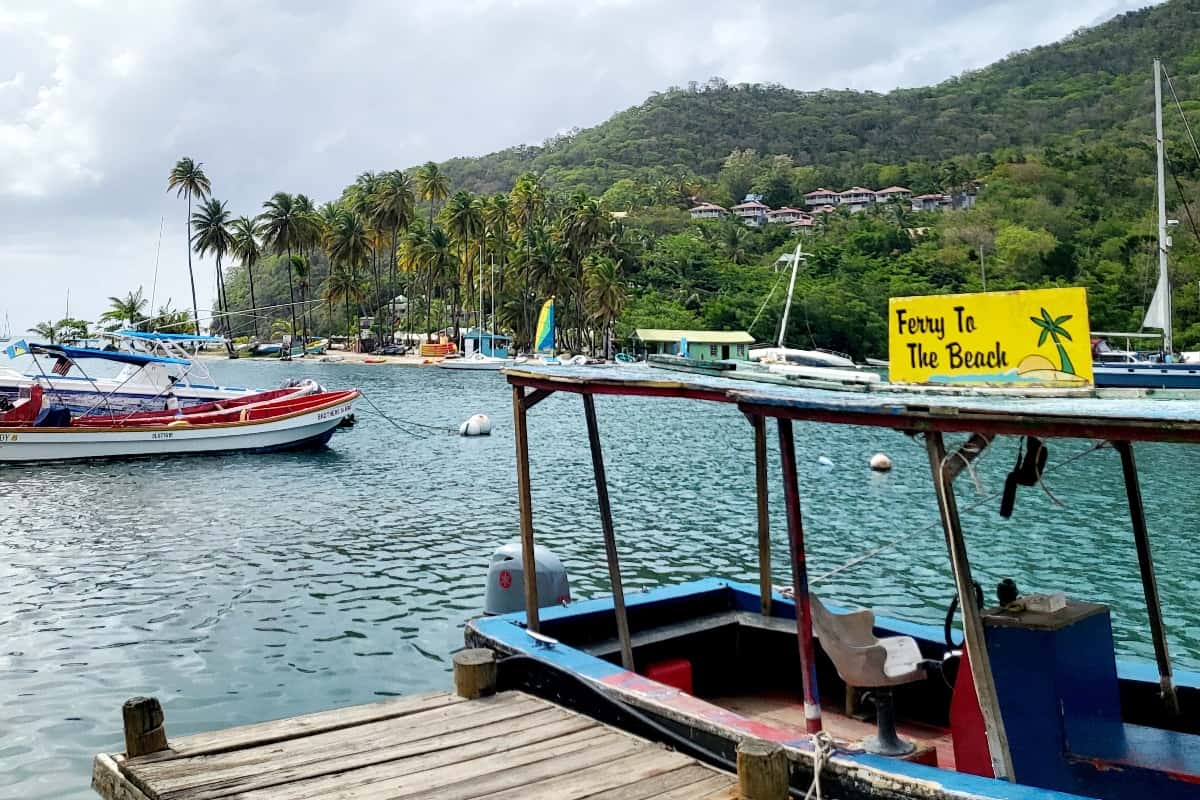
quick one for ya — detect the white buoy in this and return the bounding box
[817,455,834,468]
[870,453,893,472]
[460,414,493,436]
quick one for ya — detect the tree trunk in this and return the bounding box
[285,245,298,345]
[186,193,200,335]
[247,259,260,340]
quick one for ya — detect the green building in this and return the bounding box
[633,329,754,362]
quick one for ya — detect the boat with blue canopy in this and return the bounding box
[467,362,1200,800]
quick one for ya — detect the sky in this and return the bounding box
[0,0,1155,337]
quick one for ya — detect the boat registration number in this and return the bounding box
[317,407,345,421]
[0,433,15,443]
[150,432,173,440]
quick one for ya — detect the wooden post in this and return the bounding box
[752,414,772,616]
[582,393,635,671]
[122,697,168,758]
[453,648,498,699]
[777,418,821,733]
[1114,440,1180,714]
[925,431,1014,780]
[512,384,540,633]
[736,738,789,800]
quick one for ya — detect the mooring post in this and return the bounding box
[752,414,772,617]
[777,418,821,733]
[925,431,1014,780]
[453,648,498,699]
[736,738,789,799]
[1113,439,1179,714]
[512,384,540,633]
[122,696,168,758]
[582,393,635,671]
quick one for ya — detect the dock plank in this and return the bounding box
[94,690,738,800]
[139,691,464,763]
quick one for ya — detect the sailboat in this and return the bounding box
[748,243,878,384]
[438,248,514,371]
[1093,60,1200,389]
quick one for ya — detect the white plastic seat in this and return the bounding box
[810,593,926,688]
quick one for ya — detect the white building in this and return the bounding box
[765,207,808,224]
[838,186,877,213]
[689,202,729,220]
[875,186,913,203]
[731,199,770,226]
[803,188,841,208]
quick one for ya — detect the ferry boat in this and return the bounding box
[467,362,1200,800]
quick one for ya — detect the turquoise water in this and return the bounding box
[2,361,1200,798]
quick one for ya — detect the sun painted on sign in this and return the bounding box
[888,287,1092,386]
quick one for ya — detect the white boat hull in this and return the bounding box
[0,395,355,463]
[437,356,514,371]
[749,346,857,369]
[766,363,881,384]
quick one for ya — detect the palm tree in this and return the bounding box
[586,256,627,358]
[1030,308,1076,374]
[291,254,311,344]
[100,288,149,330]
[417,225,454,339]
[191,198,235,341]
[328,210,371,348]
[484,193,511,299]
[372,170,416,337]
[416,162,450,230]
[154,302,193,333]
[323,267,365,340]
[258,192,310,342]
[563,194,608,351]
[167,157,212,334]
[443,190,483,337]
[510,173,547,344]
[230,216,263,340]
[27,320,59,343]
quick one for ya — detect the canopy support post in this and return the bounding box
[753,414,772,616]
[925,431,1014,781]
[1113,440,1179,714]
[582,393,635,671]
[512,385,540,633]
[777,418,821,732]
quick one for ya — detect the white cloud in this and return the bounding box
[0,0,1154,333]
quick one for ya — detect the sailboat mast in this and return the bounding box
[778,242,802,349]
[1155,58,1173,356]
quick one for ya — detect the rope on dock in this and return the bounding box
[810,440,1108,586]
[355,391,458,437]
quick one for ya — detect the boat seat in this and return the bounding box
[810,593,926,756]
[810,594,925,687]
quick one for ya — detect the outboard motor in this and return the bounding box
[484,543,570,615]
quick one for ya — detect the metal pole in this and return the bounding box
[925,432,1015,780]
[752,414,772,616]
[1113,440,1180,714]
[1155,58,1173,357]
[980,242,987,292]
[777,418,821,732]
[582,393,635,671]
[512,385,540,633]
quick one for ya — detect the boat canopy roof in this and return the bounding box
[505,364,1200,444]
[31,343,191,366]
[116,330,225,343]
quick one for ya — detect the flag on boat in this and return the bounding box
[534,297,555,353]
[52,356,72,376]
[4,339,29,359]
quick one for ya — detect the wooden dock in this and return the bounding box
[92,689,741,800]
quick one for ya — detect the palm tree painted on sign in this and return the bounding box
[166,157,212,334]
[1030,308,1075,375]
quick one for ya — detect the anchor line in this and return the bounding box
[355,390,457,437]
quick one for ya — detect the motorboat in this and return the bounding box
[0,388,358,462]
[0,339,259,414]
[437,352,514,371]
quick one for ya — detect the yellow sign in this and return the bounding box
[888,287,1092,386]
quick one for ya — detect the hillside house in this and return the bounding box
[911,193,953,212]
[731,199,770,226]
[765,207,807,224]
[875,186,913,203]
[803,188,840,207]
[838,186,877,212]
[689,202,728,220]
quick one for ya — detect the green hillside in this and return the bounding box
[442,0,1199,198]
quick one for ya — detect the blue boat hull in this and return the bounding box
[1093,363,1200,389]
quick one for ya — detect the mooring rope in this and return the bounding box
[808,440,1108,586]
[803,730,836,800]
[355,390,458,437]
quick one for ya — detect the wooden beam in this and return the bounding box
[582,393,635,671]
[776,418,821,733]
[122,697,168,758]
[924,431,1014,780]
[736,739,788,799]
[752,414,772,616]
[1113,440,1180,714]
[522,387,554,411]
[453,648,498,699]
[512,385,540,633]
